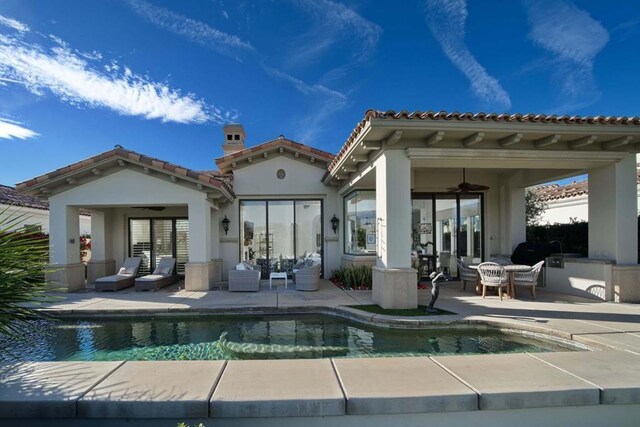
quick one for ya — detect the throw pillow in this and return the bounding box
[235,263,246,270]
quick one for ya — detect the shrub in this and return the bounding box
[330,265,372,290]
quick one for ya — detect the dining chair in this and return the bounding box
[477,262,509,300]
[512,260,545,300]
[456,258,477,292]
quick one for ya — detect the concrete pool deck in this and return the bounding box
[1,280,640,426]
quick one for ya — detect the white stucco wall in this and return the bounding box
[0,204,91,235]
[219,155,340,279]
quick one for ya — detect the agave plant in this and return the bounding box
[0,207,55,339]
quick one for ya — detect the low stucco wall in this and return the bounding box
[545,258,613,300]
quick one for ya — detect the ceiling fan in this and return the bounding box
[446,168,490,193]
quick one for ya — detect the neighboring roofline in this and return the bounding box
[215,135,335,174]
[16,147,235,200]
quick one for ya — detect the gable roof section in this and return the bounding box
[215,135,334,174]
[326,109,640,181]
[16,146,235,200]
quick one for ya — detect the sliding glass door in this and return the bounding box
[129,218,188,276]
[412,194,483,277]
[240,200,323,277]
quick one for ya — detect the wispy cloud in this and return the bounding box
[0,14,230,124]
[125,0,255,61]
[522,0,609,111]
[124,0,349,143]
[424,0,511,111]
[287,0,382,71]
[0,14,29,33]
[0,118,38,140]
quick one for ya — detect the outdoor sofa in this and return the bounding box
[294,264,321,291]
[95,257,142,292]
[135,257,178,291]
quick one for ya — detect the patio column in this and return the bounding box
[185,198,214,291]
[211,208,223,284]
[588,154,637,262]
[372,150,417,309]
[47,198,84,291]
[87,209,116,284]
[498,171,526,255]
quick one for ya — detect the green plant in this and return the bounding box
[0,208,56,339]
[330,265,372,290]
[356,227,366,248]
[525,188,548,226]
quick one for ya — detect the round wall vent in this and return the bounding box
[277,169,286,179]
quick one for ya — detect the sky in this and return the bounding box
[1,0,639,186]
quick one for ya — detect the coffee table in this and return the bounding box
[269,272,288,290]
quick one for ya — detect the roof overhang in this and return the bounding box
[16,148,235,203]
[216,136,334,174]
[323,110,640,185]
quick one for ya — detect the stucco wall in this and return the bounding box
[219,156,340,279]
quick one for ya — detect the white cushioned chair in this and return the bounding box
[477,262,509,300]
[512,260,544,300]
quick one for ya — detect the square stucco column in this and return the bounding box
[588,155,638,262]
[186,199,214,291]
[498,172,526,254]
[372,150,417,309]
[589,155,639,302]
[47,199,84,291]
[86,209,115,284]
[210,208,222,284]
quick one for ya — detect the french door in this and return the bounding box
[411,194,483,277]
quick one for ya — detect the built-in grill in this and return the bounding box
[510,241,562,266]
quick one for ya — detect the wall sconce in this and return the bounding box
[68,238,76,244]
[221,215,230,235]
[330,214,339,234]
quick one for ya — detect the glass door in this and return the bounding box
[435,196,458,276]
[268,201,295,275]
[459,195,482,265]
[129,218,188,276]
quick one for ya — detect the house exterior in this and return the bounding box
[0,184,91,234]
[16,110,640,306]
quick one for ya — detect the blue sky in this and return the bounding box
[1,0,639,186]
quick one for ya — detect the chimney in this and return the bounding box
[222,124,246,156]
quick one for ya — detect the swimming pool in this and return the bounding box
[1,315,581,362]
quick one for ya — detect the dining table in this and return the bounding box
[469,264,532,298]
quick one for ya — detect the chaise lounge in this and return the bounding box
[95,257,142,292]
[135,257,178,291]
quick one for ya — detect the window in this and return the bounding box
[344,191,376,255]
[234,134,240,140]
[226,134,233,141]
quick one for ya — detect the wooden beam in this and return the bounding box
[462,132,484,147]
[568,135,597,149]
[310,157,315,163]
[196,183,203,190]
[425,131,445,147]
[534,134,561,148]
[143,167,150,174]
[384,130,403,146]
[342,165,357,173]
[91,168,101,176]
[66,178,76,185]
[39,187,50,194]
[231,161,237,169]
[498,133,523,147]
[117,159,126,167]
[294,152,300,158]
[278,147,284,154]
[361,141,382,150]
[170,176,177,182]
[351,155,368,163]
[263,152,268,159]
[247,156,253,163]
[602,136,633,150]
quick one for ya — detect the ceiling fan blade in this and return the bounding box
[446,186,461,192]
[465,183,490,191]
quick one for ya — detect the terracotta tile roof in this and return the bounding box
[16,147,234,197]
[328,109,640,173]
[534,167,640,202]
[0,184,49,210]
[1,184,91,216]
[215,136,335,164]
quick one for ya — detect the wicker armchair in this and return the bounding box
[295,265,321,291]
[477,262,509,300]
[229,265,261,292]
[512,260,544,300]
[456,258,477,292]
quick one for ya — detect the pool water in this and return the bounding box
[1,315,578,362]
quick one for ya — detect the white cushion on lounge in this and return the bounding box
[135,274,166,282]
[117,267,135,276]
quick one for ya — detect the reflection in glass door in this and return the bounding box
[411,194,483,278]
[240,200,323,278]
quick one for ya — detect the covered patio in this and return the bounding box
[16,147,235,292]
[324,110,640,308]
